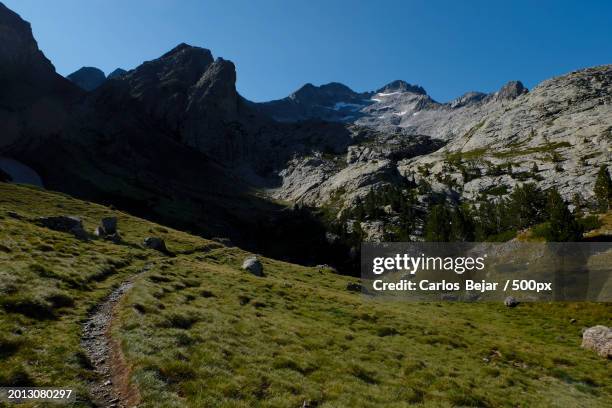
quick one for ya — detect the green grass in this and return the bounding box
[1,182,611,407]
[492,142,572,159]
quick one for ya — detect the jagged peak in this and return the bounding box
[289,82,357,101]
[376,80,426,95]
[107,68,127,79]
[449,91,487,108]
[160,42,210,58]
[495,80,528,100]
[68,66,105,77]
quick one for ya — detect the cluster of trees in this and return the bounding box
[324,165,610,246]
[425,183,589,242]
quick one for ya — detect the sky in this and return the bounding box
[4,0,612,102]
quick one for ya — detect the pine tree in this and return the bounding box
[506,183,547,229]
[594,165,612,212]
[544,188,583,242]
[450,204,475,241]
[424,204,452,241]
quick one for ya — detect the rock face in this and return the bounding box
[242,256,263,276]
[0,3,79,149]
[400,66,612,203]
[581,326,611,358]
[67,67,106,91]
[261,65,611,209]
[37,216,87,239]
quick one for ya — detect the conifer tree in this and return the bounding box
[544,188,583,242]
[424,204,452,241]
[594,165,612,212]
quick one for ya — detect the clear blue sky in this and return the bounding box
[4,0,612,102]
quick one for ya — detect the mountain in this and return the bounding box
[67,66,106,91]
[400,66,612,201]
[1,1,610,250]
[257,82,373,122]
[0,5,357,269]
[256,78,532,140]
[107,67,127,79]
[0,2,80,150]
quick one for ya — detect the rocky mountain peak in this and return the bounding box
[496,80,528,100]
[67,66,106,91]
[290,82,358,102]
[0,2,56,80]
[134,43,214,87]
[376,80,426,95]
[449,91,487,108]
[107,68,127,79]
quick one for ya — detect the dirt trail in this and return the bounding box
[82,264,151,407]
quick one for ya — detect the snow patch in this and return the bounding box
[376,92,401,97]
[0,157,44,187]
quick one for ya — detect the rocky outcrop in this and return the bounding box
[67,67,106,91]
[242,256,263,276]
[581,326,611,358]
[37,216,87,239]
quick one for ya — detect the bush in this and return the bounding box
[578,215,602,232]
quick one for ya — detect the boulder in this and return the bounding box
[504,296,519,308]
[242,256,263,277]
[143,237,167,252]
[94,217,120,242]
[581,326,611,358]
[100,217,117,234]
[37,216,87,239]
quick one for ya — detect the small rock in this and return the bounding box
[143,236,167,252]
[38,215,88,239]
[103,380,111,386]
[242,256,264,277]
[570,318,577,324]
[346,282,363,292]
[504,296,519,308]
[581,325,611,358]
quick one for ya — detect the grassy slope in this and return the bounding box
[0,182,610,407]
